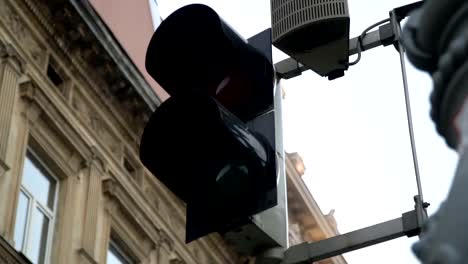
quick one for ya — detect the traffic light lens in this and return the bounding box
[139,92,275,202]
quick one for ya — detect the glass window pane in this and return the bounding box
[27,208,49,264]
[107,249,124,264]
[14,191,30,251]
[108,243,132,264]
[22,154,56,209]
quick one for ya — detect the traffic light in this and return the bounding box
[139,4,280,244]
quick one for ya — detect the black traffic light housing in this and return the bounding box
[139,4,278,243]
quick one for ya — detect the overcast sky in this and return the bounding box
[156,1,458,263]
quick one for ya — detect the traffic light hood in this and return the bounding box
[145,4,275,122]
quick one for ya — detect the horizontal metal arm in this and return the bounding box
[274,58,307,80]
[282,210,421,264]
[348,23,395,56]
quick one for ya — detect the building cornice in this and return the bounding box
[17,0,156,139]
[69,0,161,110]
[285,153,347,264]
[286,155,337,238]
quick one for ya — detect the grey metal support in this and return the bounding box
[262,3,432,264]
[275,25,391,79]
[391,9,427,228]
[274,59,307,80]
[281,209,422,264]
[266,3,431,264]
[349,28,387,56]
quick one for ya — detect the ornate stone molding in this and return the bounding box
[0,0,151,165]
[156,229,174,252]
[17,79,93,181]
[0,0,46,69]
[102,177,117,198]
[3,0,154,216]
[80,146,106,174]
[18,80,42,123]
[18,77,35,100]
[102,176,160,250]
[18,0,156,140]
[0,41,24,74]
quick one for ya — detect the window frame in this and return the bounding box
[107,238,136,264]
[14,149,59,264]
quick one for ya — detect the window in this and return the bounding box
[107,240,135,264]
[46,63,63,87]
[14,151,58,264]
[46,57,69,94]
[149,0,162,30]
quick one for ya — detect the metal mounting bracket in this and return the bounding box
[256,196,428,264]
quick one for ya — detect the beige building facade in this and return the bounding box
[0,0,346,263]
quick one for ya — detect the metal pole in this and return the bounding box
[391,11,426,225]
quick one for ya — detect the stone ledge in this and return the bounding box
[0,236,32,264]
